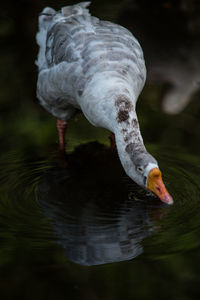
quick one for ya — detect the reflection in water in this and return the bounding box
[37,142,164,266]
[0,144,200,270]
[118,0,200,114]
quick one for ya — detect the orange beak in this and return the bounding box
[146,168,173,205]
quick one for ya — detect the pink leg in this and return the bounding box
[57,119,67,153]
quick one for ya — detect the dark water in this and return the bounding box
[1,0,200,299]
[1,144,200,299]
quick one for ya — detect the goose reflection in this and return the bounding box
[37,143,165,266]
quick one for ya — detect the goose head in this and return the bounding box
[123,144,173,205]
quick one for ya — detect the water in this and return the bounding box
[1,0,200,299]
[0,144,200,299]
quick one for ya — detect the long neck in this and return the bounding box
[111,93,155,183]
[114,109,146,172]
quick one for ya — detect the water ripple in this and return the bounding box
[0,144,200,265]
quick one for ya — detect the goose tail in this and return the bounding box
[35,2,91,70]
[35,7,56,70]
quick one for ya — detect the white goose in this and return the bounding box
[36,2,173,204]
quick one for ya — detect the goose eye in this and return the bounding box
[137,166,143,173]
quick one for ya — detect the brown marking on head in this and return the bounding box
[125,142,156,167]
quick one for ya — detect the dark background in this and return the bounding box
[1,1,200,299]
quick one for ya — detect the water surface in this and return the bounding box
[1,143,200,299]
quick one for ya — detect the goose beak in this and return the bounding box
[146,168,173,205]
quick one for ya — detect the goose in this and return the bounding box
[35,2,173,204]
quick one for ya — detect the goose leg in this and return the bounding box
[57,119,67,153]
[109,132,117,152]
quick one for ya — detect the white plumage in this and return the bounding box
[36,2,173,204]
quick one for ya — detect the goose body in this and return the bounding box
[36,2,173,204]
